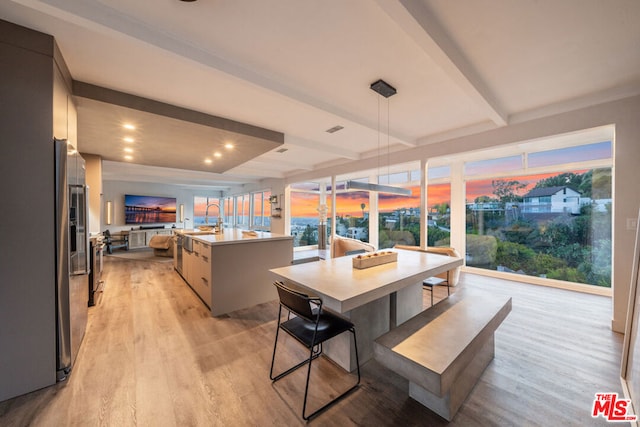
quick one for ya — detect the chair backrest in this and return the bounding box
[394,244,457,257]
[331,235,376,258]
[274,281,315,321]
[394,244,462,286]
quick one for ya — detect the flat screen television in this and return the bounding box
[124,194,177,224]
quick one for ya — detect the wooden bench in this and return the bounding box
[374,293,512,421]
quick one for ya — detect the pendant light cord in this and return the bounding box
[377,95,381,182]
[387,97,390,184]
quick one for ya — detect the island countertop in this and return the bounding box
[187,229,293,246]
[174,228,293,316]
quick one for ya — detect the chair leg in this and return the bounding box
[422,285,434,307]
[270,306,360,420]
[301,343,316,419]
[270,307,322,382]
[269,305,283,380]
[352,327,361,384]
[301,328,361,420]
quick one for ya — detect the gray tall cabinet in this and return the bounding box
[0,20,77,401]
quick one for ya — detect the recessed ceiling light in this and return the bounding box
[214,152,222,158]
[124,155,133,161]
[123,137,135,143]
[224,143,234,149]
[124,147,133,153]
[204,158,213,164]
[123,123,136,130]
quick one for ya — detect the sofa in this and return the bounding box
[393,244,462,286]
[148,234,175,257]
[330,235,376,258]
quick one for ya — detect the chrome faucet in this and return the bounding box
[205,203,224,233]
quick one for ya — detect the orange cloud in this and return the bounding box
[427,184,451,208]
[290,170,592,218]
[465,171,584,202]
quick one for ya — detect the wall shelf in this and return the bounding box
[270,194,283,218]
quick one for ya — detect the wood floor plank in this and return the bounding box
[0,257,624,426]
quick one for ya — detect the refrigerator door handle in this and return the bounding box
[68,184,90,276]
[83,185,90,275]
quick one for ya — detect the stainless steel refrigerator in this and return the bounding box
[54,138,89,381]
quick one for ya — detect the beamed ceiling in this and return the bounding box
[1,0,639,190]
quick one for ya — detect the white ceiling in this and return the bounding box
[2,0,639,190]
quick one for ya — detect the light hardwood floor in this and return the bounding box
[0,257,624,426]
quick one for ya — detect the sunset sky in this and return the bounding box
[195,162,606,220]
[189,141,612,221]
[125,195,176,213]
[289,169,595,218]
[194,194,271,217]
[193,197,220,217]
[465,171,585,202]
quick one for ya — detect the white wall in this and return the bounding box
[83,154,102,235]
[102,181,222,233]
[285,95,640,333]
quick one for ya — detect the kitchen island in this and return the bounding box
[175,229,293,316]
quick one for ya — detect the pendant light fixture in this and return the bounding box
[346,79,411,196]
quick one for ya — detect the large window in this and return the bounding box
[427,183,451,247]
[378,170,421,249]
[290,182,323,247]
[252,190,271,230]
[223,198,234,226]
[218,191,272,231]
[427,165,451,248]
[193,196,222,226]
[195,193,269,230]
[235,194,250,228]
[464,141,612,287]
[285,131,613,292]
[334,180,369,242]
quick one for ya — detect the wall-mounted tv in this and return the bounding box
[125,194,177,224]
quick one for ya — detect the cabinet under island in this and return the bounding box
[175,229,293,316]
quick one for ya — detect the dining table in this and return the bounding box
[270,248,464,372]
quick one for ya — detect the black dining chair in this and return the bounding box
[269,281,361,420]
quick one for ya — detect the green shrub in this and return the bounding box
[495,241,535,272]
[466,234,498,266]
[532,253,567,276]
[427,226,450,247]
[546,267,587,283]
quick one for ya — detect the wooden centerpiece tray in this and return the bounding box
[352,251,398,269]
